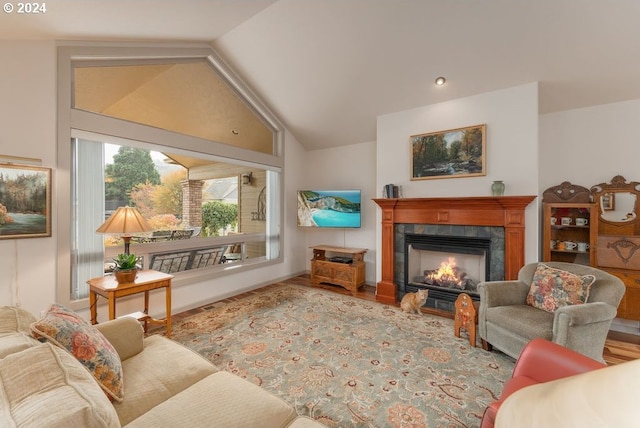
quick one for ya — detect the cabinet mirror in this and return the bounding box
[599,192,636,222]
[591,176,640,225]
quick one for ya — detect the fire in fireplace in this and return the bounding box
[420,257,479,290]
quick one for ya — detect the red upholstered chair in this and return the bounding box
[480,337,606,428]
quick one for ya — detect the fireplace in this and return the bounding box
[373,196,537,306]
[403,232,494,312]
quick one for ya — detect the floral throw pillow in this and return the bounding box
[30,303,124,402]
[526,263,596,313]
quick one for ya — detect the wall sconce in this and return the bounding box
[242,172,253,185]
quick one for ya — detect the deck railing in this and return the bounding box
[104,233,263,275]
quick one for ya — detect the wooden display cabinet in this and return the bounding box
[543,202,598,266]
[310,245,367,293]
[597,234,640,320]
[591,175,640,320]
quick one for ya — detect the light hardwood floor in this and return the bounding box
[169,274,640,366]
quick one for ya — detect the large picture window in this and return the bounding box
[58,45,284,307]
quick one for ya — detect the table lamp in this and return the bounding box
[96,206,153,255]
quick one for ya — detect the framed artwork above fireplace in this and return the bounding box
[410,124,486,180]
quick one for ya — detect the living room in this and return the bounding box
[2,2,640,426]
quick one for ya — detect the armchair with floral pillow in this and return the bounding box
[478,261,625,362]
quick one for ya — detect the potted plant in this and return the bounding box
[113,253,140,283]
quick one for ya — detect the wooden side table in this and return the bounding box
[88,269,173,338]
[454,293,479,347]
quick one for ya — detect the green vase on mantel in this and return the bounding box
[492,180,505,196]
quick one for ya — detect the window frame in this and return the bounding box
[57,43,285,310]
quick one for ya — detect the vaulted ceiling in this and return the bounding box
[3,0,640,150]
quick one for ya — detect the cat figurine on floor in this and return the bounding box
[400,289,428,314]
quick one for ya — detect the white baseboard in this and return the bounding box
[171,271,309,316]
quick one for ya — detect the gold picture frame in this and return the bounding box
[0,164,52,239]
[410,124,486,180]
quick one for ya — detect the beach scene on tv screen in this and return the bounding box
[297,190,361,228]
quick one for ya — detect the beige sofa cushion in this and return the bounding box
[113,334,218,426]
[0,332,40,358]
[0,306,37,334]
[496,358,640,427]
[0,342,120,428]
[286,416,328,427]
[0,306,41,358]
[125,371,297,428]
[95,316,144,361]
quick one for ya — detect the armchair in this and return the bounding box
[478,262,625,362]
[481,337,606,428]
[485,338,640,428]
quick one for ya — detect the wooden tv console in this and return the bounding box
[310,245,367,293]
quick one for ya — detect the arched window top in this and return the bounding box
[74,60,275,155]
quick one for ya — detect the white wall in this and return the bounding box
[540,99,640,190]
[0,41,308,319]
[540,99,640,334]
[300,141,378,285]
[376,83,541,280]
[0,41,58,314]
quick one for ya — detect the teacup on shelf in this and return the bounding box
[576,218,588,226]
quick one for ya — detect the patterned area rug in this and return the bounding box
[169,283,515,427]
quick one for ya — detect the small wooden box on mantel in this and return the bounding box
[310,245,367,293]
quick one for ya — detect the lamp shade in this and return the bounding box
[96,206,152,235]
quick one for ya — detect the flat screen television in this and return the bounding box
[297,190,361,228]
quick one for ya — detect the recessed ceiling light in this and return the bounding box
[435,76,446,86]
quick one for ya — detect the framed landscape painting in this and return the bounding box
[410,124,486,180]
[0,164,51,239]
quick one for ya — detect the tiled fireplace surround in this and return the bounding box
[373,196,537,308]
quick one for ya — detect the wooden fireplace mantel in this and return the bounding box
[373,196,537,304]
